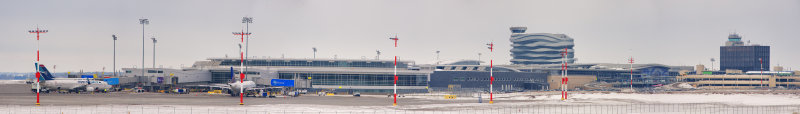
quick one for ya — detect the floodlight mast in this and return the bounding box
[242,17,253,79]
[112,35,117,77]
[435,51,440,65]
[233,30,251,105]
[152,37,157,69]
[139,18,149,80]
[376,50,381,60]
[313,47,317,59]
[28,26,48,106]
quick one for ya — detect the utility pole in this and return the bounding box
[28,26,48,106]
[389,34,399,106]
[486,42,494,104]
[139,18,149,78]
[233,30,251,105]
[760,58,763,87]
[112,35,117,77]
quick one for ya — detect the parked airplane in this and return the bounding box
[31,64,111,93]
[226,67,257,96]
[228,81,256,96]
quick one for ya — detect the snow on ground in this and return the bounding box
[406,91,800,106]
[0,80,26,84]
[541,93,800,106]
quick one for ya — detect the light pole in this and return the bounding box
[710,58,715,71]
[478,53,482,62]
[28,27,48,106]
[139,18,149,77]
[375,50,381,60]
[389,34,399,106]
[242,17,253,76]
[312,47,317,59]
[435,51,440,65]
[152,37,157,69]
[486,42,494,104]
[112,35,117,77]
[233,30,251,105]
[760,58,763,87]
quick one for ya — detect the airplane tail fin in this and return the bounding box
[230,67,235,83]
[37,64,55,80]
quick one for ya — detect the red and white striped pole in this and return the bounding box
[561,48,569,101]
[233,30,251,105]
[389,35,399,106]
[393,56,398,106]
[629,57,634,91]
[29,27,47,106]
[486,42,494,104]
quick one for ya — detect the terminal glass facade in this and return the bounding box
[278,73,428,86]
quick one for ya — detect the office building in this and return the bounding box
[719,33,770,72]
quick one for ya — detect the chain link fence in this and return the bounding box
[2,103,799,114]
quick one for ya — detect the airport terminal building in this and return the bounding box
[121,58,431,93]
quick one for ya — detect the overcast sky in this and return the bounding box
[1,0,799,72]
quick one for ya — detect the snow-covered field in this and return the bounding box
[0,80,25,84]
[3,92,800,113]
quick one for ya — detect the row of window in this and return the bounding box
[686,78,796,82]
[451,77,539,82]
[218,60,408,68]
[278,73,427,86]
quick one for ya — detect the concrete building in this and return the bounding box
[503,63,691,89]
[121,58,432,93]
[427,62,549,91]
[509,27,575,65]
[678,75,800,89]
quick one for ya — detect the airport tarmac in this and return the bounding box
[0,84,529,106]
